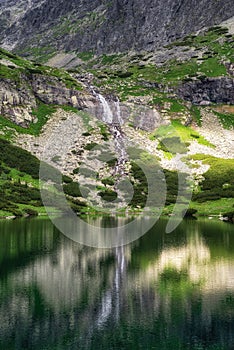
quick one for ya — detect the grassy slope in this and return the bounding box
[0,139,86,218]
[0,139,44,217]
[74,25,234,129]
[0,47,83,140]
[0,25,234,217]
[0,47,82,90]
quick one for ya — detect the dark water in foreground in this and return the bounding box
[0,217,234,350]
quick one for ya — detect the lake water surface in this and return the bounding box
[0,217,234,349]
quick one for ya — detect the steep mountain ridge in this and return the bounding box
[1,0,234,56]
[0,2,233,219]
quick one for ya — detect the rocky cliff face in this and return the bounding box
[1,0,234,55]
[176,77,234,105]
[0,74,85,126]
[0,72,165,131]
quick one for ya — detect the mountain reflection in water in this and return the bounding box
[0,217,234,349]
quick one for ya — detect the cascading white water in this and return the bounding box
[115,99,123,125]
[92,91,128,176]
[97,93,113,124]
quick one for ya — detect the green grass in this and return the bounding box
[0,103,57,137]
[0,204,61,218]
[9,168,39,188]
[213,111,234,129]
[1,47,83,90]
[171,120,214,147]
[15,45,57,64]
[150,120,214,148]
[31,103,57,135]
[163,197,234,217]
[0,209,13,217]
[101,54,122,64]
[169,100,186,112]
[191,154,234,177]
[16,204,62,215]
[189,198,234,216]
[190,105,202,126]
[199,57,227,77]
[0,103,84,138]
[77,51,94,61]
[125,60,199,86]
[190,154,234,202]
[0,64,21,81]
[82,24,233,104]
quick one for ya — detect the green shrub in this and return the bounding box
[62,175,73,183]
[101,177,115,186]
[191,155,234,201]
[183,208,198,217]
[84,142,98,150]
[106,158,117,167]
[63,182,82,197]
[98,189,118,202]
[158,137,187,154]
[79,167,97,178]
[0,139,40,178]
[72,167,80,174]
[24,208,38,216]
[222,211,234,222]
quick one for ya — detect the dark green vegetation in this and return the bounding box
[0,103,57,138]
[98,189,118,202]
[127,149,188,209]
[183,208,198,218]
[191,155,234,202]
[0,139,87,217]
[0,139,42,217]
[0,24,233,217]
[223,210,234,222]
[0,139,40,178]
[129,161,148,208]
[214,110,234,129]
[63,181,82,197]
[0,48,82,90]
[150,120,214,157]
[158,137,187,154]
[1,136,232,218]
[0,104,80,139]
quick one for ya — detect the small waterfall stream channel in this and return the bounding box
[92,90,129,177]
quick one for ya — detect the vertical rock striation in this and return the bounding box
[0,0,234,54]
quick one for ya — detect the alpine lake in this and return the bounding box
[0,216,234,350]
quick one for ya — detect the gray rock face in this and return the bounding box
[0,79,36,126]
[0,74,85,126]
[0,70,166,132]
[176,77,234,105]
[1,0,234,54]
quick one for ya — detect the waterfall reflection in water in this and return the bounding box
[0,218,234,349]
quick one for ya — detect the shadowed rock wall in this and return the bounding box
[1,0,234,54]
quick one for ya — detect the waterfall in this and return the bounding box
[96,246,128,328]
[115,99,123,125]
[97,93,113,124]
[92,91,128,176]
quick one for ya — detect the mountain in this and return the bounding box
[0,42,234,218]
[0,1,234,219]
[1,0,234,57]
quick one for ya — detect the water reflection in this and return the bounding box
[0,218,234,349]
